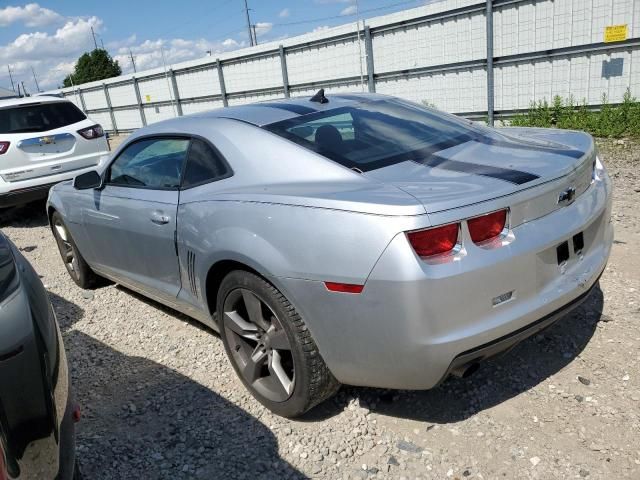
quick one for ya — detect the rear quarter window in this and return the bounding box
[182,138,231,188]
[0,101,87,134]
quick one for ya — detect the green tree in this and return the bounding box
[63,49,121,87]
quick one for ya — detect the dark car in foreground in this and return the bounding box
[0,232,79,479]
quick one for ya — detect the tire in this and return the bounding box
[51,211,100,289]
[72,459,83,480]
[217,270,339,418]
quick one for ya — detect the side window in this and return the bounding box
[182,138,230,188]
[108,138,189,189]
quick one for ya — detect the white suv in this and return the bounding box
[0,95,109,208]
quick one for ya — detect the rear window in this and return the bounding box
[264,99,482,172]
[0,101,87,134]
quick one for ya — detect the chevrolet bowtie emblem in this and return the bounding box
[40,136,55,145]
[558,186,576,206]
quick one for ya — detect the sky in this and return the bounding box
[0,0,432,92]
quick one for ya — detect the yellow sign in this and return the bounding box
[604,24,628,43]
[145,94,151,102]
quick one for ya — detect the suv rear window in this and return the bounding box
[0,101,87,134]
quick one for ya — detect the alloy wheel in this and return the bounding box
[53,220,78,275]
[222,288,295,402]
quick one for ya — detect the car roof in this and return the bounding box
[0,95,69,109]
[160,92,389,129]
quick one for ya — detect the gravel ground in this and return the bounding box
[1,138,639,480]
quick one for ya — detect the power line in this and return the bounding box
[271,0,422,28]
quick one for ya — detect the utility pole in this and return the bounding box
[243,0,254,46]
[252,24,258,46]
[21,81,27,97]
[31,67,40,92]
[129,48,137,72]
[91,26,98,50]
[7,65,15,92]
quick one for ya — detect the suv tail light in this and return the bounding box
[407,223,459,258]
[0,142,9,155]
[467,209,507,244]
[77,124,104,140]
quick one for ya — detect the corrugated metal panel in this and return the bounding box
[138,78,173,103]
[175,68,220,98]
[113,109,142,130]
[86,111,113,131]
[223,55,282,93]
[81,89,107,110]
[181,99,224,115]
[144,104,176,124]
[287,38,363,85]
[228,91,283,106]
[108,84,137,107]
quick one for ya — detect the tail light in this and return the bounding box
[0,142,9,155]
[325,282,364,294]
[467,209,507,244]
[77,124,104,140]
[0,441,7,480]
[407,223,459,258]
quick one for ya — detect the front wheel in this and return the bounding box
[51,212,100,289]
[217,271,339,418]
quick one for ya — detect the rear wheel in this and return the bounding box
[51,212,100,289]
[217,270,339,417]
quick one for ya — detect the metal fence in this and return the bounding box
[47,0,640,132]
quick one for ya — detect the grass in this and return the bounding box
[508,90,640,138]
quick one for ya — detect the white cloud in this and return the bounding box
[254,22,273,37]
[106,34,137,51]
[114,37,246,74]
[0,3,63,27]
[0,12,246,91]
[312,25,331,33]
[340,5,357,15]
[278,8,290,18]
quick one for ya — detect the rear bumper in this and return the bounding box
[275,172,613,390]
[0,147,108,208]
[0,182,57,208]
[441,275,599,382]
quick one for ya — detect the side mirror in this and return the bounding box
[73,171,102,190]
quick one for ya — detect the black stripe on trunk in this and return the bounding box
[412,156,540,185]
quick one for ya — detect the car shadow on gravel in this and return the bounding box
[0,200,49,228]
[306,286,604,424]
[49,293,306,480]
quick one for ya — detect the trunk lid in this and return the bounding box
[363,127,594,214]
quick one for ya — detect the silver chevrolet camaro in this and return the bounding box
[46,92,613,417]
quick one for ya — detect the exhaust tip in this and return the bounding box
[451,362,481,379]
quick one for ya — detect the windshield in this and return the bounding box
[0,101,86,134]
[264,99,487,172]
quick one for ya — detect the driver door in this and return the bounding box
[82,136,189,303]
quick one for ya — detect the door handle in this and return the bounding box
[150,211,170,225]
